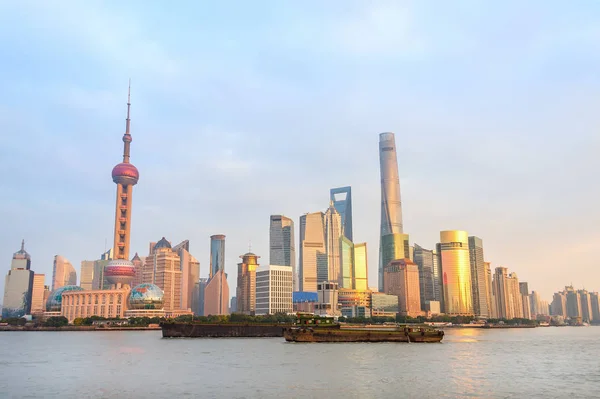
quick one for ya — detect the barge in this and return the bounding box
[160,322,286,338]
[283,314,444,343]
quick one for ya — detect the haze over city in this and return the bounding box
[1,0,599,301]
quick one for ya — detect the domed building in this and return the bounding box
[104,258,136,287]
[124,283,166,318]
[46,285,84,312]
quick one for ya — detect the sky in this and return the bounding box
[0,0,599,302]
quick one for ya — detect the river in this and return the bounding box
[0,327,598,398]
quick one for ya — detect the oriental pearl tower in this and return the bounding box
[104,83,139,287]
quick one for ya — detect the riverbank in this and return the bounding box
[0,325,161,332]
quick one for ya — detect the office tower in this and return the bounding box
[197,278,208,316]
[578,290,593,322]
[204,235,229,316]
[143,237,182,312]
[468,236,490,317]
[340,237,354,289]
[324,201,342,284]
[255,265,293,315]
[551,291,568,317]
[2,241,34,318]
[52,255,77,291]
[30,273,46,314]
[104,84,138,288]
[565,286,582,318]
[330,186,353,241]
[383,258,421,317]
[378,132,404,291]
[438,231,473,315]
[299,212,326,292]
[432,251,443,305]
[80,261,95,290]
[413,244,436,311]
[353,243,368,291]
[173,240,200,311]
[269,215,296,287]
[484,262,495,318]
[493,267,523,319]
[529,290,541,317]
[519,282,531,319]
[209,235,226,278]
[230,297,237,313]
[381,233,410,281]
[131,253,144,287]
[316,282,340,316]
[236,252,259,314]
[590,292,600,321]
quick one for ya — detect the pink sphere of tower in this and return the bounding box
[104,259,136,286]
[112,162,139,185]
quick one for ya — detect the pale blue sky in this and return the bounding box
[1,0,599,301]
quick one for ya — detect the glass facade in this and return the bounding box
[378,132,404,291]
[340,237,354,289]
[269,215,296,271]
[210,235,226,279]
[413,244,436,311]
[381,233,409,275]
[128,283,164,309]
[330,186,353,241]
[439,230,473,315]
[353,243,368,291]
[324,202,342,284]
[468,236,490,317]
[371,292,399,312]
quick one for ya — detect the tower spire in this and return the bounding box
[21,239,24,251]
[123,79,132,163]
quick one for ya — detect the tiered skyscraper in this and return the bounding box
[378,132,407,291]
[2,241,34,318]
[104,84,138,288]
[324,201,342,284]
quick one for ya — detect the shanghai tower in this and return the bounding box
[378,132,405,291]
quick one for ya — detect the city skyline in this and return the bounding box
[1,1,599,301]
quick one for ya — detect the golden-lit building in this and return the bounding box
[492,267,524,320]
[30,274,46,314]
[338,288,372,309]
[384,259,421,317]
[142,237,182,312]
[437,230,473,315]
[353,242,368,291]
[172,240,200,313]
[237,252,259,314]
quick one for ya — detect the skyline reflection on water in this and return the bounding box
[0,327,598,398]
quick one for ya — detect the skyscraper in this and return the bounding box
[209,234,226,278]
[381,233,410,282]
[468,236,490,317]
[353,243,368,291]
[484,262,495,318]
[269,215,296,285]
[142,238,182,312]
[2,241,34,318]
[590,292,600,321]
[30,273,46,314]
[413,244,436,311]
[383,258,421,317]
[438,231,473,315]
[52,255,77,291]
[255,265,293,315]
[104,83,138,288]
[324,201,342,284]
[299,212,326,292]
[330,186,353,241]
[578,289,593,322]
[237,252,259,314]
[80,261,95,290]
[173,240,200,312]
[378,132,404,291]
[204,270,229,316]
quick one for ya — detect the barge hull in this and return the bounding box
[161,323,285,338]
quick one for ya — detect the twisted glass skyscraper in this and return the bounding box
[378,132,405,291]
